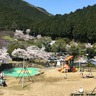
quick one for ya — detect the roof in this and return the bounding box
[65,55,73,61]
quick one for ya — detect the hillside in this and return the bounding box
[0,0,51,30]
[35,4,96,43]
[0,0,96,43]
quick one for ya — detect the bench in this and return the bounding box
[70,92,84,96]
[86,92,96,96]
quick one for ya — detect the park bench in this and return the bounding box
[70,92,84,96]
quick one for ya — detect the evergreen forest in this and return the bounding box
[0,0,96,43]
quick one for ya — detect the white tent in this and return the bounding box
[74,57,87,64]
[90,59,96,65]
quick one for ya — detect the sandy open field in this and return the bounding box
[0,67,96,96]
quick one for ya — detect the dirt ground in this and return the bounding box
[0,67,96,96]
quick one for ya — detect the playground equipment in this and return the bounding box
[3,58,43,88]
[58,55,77,73]
[3,67,41,88]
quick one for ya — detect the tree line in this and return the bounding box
[0,0,96,43]
[34,4,96,43]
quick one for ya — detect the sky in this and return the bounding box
[25,0,96,15]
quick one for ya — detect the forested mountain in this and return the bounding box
[0,0,96,43]
[35,4,96,43]
[0,0,50,30]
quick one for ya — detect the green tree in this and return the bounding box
[8,42,25,55]
[51,39,66,52]
[86,48,96,58]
